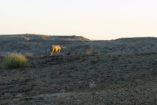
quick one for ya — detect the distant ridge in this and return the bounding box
[112,37,157,43]
[0,34,90,41]
[116,37,157,40]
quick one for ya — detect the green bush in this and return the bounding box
[3,53,28,69]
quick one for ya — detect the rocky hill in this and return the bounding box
[0,34,90,56]
[1,34,157,105]
[0,34,157,56]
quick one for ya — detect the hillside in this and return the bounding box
[1,34,157,105]
[0,34,157,56]
[0,34,90,56]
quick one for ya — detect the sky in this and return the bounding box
[0,0,157,40]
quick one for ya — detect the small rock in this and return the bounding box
[16,93,23,98]
[89,81,96,88]
[60,89,65,93]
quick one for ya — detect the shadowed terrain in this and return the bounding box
[0,34,157,105]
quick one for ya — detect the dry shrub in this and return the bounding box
[24,37,30,41]
[95,51,102,55]
[40,35,49,40]
[25,52,33,57]
[86,48,94,55]
[3,53,28,69]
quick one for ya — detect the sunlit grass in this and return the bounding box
[3,53,28,69]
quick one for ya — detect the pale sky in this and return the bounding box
[0,0,157,40]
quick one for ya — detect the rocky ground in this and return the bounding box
[1,34,157,56]
[1,52,157,105]
[1,34,157,105]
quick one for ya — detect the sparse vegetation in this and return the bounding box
[86,48,94,55]
[101,49,109,54]
[2,35,157,104]
[25,52,33,57]
[24,37,30,41]
[3,53,28,69]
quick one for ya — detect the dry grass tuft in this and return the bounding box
[3,53,28,69]
[24,37,30,41]
[86,48,94,55]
